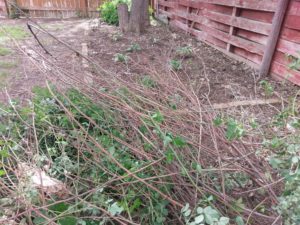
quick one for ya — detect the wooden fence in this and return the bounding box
[156,0,300,85]
[0,0,8,17]
[0,0,103,18]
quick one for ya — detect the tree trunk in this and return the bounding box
[117,3,129,32]
[142,0,150,27]
[129,0,149,34]
[118,0,150,34]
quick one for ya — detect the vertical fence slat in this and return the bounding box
[226,7,240,52]
[259,0,290,76]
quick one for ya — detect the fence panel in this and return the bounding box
[15,0,102,18]
[157,0,300,85]
[0,0,8,17]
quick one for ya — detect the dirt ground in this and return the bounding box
[0,18,298,118]
[0,17,299,225]
[0,18,93,103]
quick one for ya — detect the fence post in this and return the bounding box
[4,0,10,17]
[83,0,89,17]
[259,0,290,77]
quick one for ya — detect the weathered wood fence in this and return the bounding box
[156,0,300,85]
[0,0,103,18]
[0,0,8,17]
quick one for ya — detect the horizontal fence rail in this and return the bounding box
[157,0,300,85]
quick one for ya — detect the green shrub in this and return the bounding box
[99,0,130,25]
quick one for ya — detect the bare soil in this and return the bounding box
[89,21,299,101]
[87,21,299,129]
[0,18,298,124]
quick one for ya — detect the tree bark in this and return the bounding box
[142,0,150,27]
[118,0,150,34]
[129,0,149,34]
[117,3,129,32]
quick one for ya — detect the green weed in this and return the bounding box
[127,43,142,52]
[259,80,274,96]
[114,53,128,63]
[176,46,193,57]
[141,75,156,88]
[170,59,182,71]
[287,53,300,71]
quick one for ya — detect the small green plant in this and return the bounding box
[99,1,119,25]
[127,43,142,52]
[225,118,245,141]
[287,53,300,71]
[259,80,274,96]
[262,103,300,225]
[114,53,128,63]
[176,46,193,57]
[141,75,156,88]
[213,116,223,127]
[170,59,182,71]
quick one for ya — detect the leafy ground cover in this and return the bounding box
[0,18,299,225]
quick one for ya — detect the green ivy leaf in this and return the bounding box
[235,216,244,225]
[49,202,69,214]
[33,217,46,225]
[269,157,282,169]
[181,203,190,213]
[203,206,220,225]
[172,136,187,147]
[152,111,164,123]
[194,214,204,223]
[58,216,77,225]
[184,209,191,217]
[129,198,142,213]
[218,217,230,225]
[108,202,124,216]
[0,170,5,176]
[225,118,244,141]
[165,148,175,164]
[196,207,203,214]
[0,149,9,158]
[163,135,173,147]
